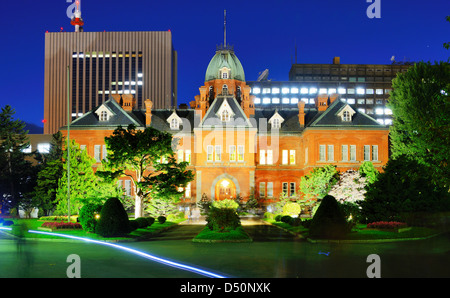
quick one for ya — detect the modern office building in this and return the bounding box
[247,57,412,125]
[43,31,177,134]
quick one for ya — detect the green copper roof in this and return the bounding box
[205,49,245,82]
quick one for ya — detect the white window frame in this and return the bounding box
[237,145,244,162]
[341,145,348,161]
[260,149,266,165]
[327,145,334,161]
[372,145,379,161]
[259,182,266,198]
[229,145,236,162]
[207,145,213,162]
[282,150,288,165]
[94,145,101,162]
[364,145,371,161]
[350,145,357,161]
[267,182,273,197]
[215,145,222,162]
[319,145,326,161]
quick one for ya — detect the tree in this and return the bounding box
[299,165,339,200]
[0,105,33,213]
[54,140,121,216]
[98,124,194,218]
[444,16,450,50]
[359,155,450,224]
[95,197,131,237]
[32,132,64,215]
[308,195,350,239]
[388,61,450,188]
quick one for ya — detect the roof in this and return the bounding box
[205,49,245,82]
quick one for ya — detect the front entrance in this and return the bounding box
[215,178,236,200]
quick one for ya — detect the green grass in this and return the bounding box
[2,218,185,241]
[193,226,252,242]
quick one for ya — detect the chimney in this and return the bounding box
[121,94,135,112]
[333,57,340,64]
[315,94,329,112]
[144,99,153,127]
[241,86,255,118]
[298,101,305,127]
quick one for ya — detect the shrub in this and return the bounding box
[280,215,292,224]
[263,212,275,220]
[367,221,407,230]
[206,206,241,231]
[157,216,166,224]
[289,217,302,227]
[129,220,139,231]
[212,199,239,210]
[135,217,149,228]
[308,195,350,239]
[79,203,102,233]
[282,202,301,217]
[95,198,131,237]
[146,217,155,226]
[167,211,185,222]
[275,214,283,222]
[41,222,82,230]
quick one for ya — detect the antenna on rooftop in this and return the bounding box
[257,69,269,81]
[70,0,84,32]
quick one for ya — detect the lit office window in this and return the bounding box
[254,97,261,104]
[272,97,280,104]
[263,97,271,104]
[267,150,273,164]
[207,145,213,162]
[185,183,191,198]
[215,145,222,161]
[375,108,384,115]
[328,88,337,94]
[289,150,296,164]
[356,88,365,95]
[300,87,308,94]
[291,98,299,104]
[282,150,288,164]
[262,88,271,94]
[384,108,392,115]
[282,87,290,94]
[347,98,355,104]
[301,98,308,103]
[384,119,393,125]
[376,89,383,95]
[319,88,327,94]
[282,98,290,104]
[309,87,318,94]
[366,89,374,94]
[185,150,191,164]
[37,143,50,154]
[338,88,346,94]
[272,87,280,94]
[291,87,299,94]
[252,87,261,94]
[22,145,32,153]
[347,88,355,94]
[237,145,244,162]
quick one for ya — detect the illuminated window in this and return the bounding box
[338,88,346,94]
[292,87,299,94]
[267,182,273,197]
[262,88,271,94]
[272,97,280,104]
[259,182,266,197]
[267,150,273,165]
[254,97,261,104]
[215,145,222,161]
[262,97,271,104]
[22,145,32,153]
[282,98,290,104]
[309,87,317,94]
[282,87,290,94]
[221,110,230,122]
[272,87,280,94]
[347,98,355,104]
[291,98,299,104]
[229,145,236,162]
[260,150,266,165]
[177,149,184,163]
[237,145,244,162]
[252,87,261,94]
[328,88,337,94]
[185,150,191,164]
[319,88,327,94]
[300,88,308,94]
[185,183,191,198]
[207,145,213,162]
[357,88,365,95]
[282,150,288,165]
[289,150,296,164]
[376,89,383,95]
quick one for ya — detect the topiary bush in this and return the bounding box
[282,202,301,217]
[157,216,166,224]
[308,195,350,239]
[95,197,131,237]
[280,215,292,224]
[206,206,241,232]
[135,217,149,228]
[79,203,102,233]
[275,214,283,222]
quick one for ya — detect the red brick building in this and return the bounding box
[60,45,389,212]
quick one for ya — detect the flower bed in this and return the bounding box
[366,221,410,232]
[40,221,82,230]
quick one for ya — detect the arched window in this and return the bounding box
[100,110,108,121]
[222,84,228,95]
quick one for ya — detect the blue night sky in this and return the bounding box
[0,0,449,130]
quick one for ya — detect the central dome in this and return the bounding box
[205,47,245,82]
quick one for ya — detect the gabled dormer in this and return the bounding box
[216,98,235,122]
[336,104,356,122]
[95,104,115,122]
[219,67,231,79]
[167,110,183,130]
[268,110,284,129]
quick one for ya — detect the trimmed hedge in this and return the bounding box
[95,198,131,237]
[308,195,350,239]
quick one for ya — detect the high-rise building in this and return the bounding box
[43,31,177,134]
[247,57,412,126]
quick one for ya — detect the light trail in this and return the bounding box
[27,229,228,278]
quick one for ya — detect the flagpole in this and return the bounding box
[67,65,71,223]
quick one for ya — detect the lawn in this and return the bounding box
[2,218,185,241]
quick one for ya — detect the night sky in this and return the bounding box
[1,0,449,131]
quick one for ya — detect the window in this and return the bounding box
[289,182,296,197]
[260,150,266,165]
[124,180,132,196]
[267,150,273,165]
[102,145,107,160]
[207,145,213,162]
[252,87,261,94]
[215,145,222,161]
[229,145,236,162]
[364,145,370,161]
[22,145,32,153]
[222,72,228,79]
[289,150,296,164]
[185,150,191,164]
[259,182,266,197]
[185,183,191,198]
[282,182,288,195]
[327,145,334,161]
[341,145,348,161]
[37,143,50,154]
[343,110,351,122]
[372,145,379,161]
[282,150,288,165]
[350,145,357,161]
[177,149,184,163]
[272,118,281,129]
[100,110,108,121]
[170,118,179,130]
[221,110,230,122]
[272,87,280,94]
[94,145,101,162]
[319,145,326,161]
[237,145,244,162]
[222,85,228,94]
[267,182,273,197]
